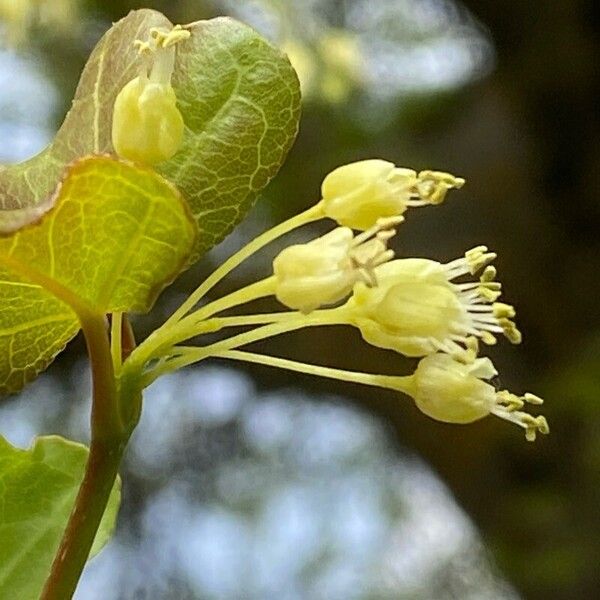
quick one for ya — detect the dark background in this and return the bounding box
[1,1,599,598]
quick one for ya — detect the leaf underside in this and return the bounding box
[0,435,121,600]
[0,156,197,395]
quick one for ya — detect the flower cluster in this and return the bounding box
[126,159,548,442]
[320,159,465,230]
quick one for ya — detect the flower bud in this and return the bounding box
[348,259,463,356]
[112,77,184,165]
[412,353,498,423]
[320,159,464,230]
[273,218,400,313]
[411,353,549,440]
[273,228,356,313]
[112,26,189,165]
[321,160,414,230]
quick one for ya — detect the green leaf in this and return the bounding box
[0,10,170,232]
[0,10,301,258]
[0,156,197,395]
[0,435,121,600]
[161,17,301,257]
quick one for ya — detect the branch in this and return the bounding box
[40,313,132,600]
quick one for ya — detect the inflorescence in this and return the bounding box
[114,29,548,441]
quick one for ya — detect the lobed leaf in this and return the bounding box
[0,9,301,258]
[0,435,121,600]
[0,156,197,395]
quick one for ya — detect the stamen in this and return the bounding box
[496,390,525,411]
[478,285,502,302]
[459,326,485,337]
[480,331,497,345]
[464,246,497,274]
[430,337,466,356]
[467,304,497,313]
[480,265,497,282]
[415,170,466,205]
[150,24,191,48]
[349,217,402,287]
[437,248,521,348]
[524,392,544,405]
[500,320,522,344]
[492,402,549,442]
[471,320,503,330]
[493,302,516,319]
[133,25,190,85]
[443,248,497,282]
[463,336,480,361]
[134,40,153,56]
[352,216,404,246]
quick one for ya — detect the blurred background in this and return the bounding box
[1,1,599,598]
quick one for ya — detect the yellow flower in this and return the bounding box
[409,351,548,441]
[112,26,189,166]
[273,218,400,313]
[347,246,521,356]
[321,159,464,230]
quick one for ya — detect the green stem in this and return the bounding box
[204,308,349,356]
[143,308,350,386]
[39,439,126,600]
[207,311,302,329]
[215,349,415,394]
[84,314,122,438]
[40,313,135,600]
[127,203,325,373]
[186,277,277,323]
[129,277,278,370]
[165,277,277,346]
[161,203,324,327]
[110,312,123,375]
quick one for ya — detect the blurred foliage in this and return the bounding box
[1,1,599,599]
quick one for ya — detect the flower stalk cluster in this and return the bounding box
[121,159,548,441]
